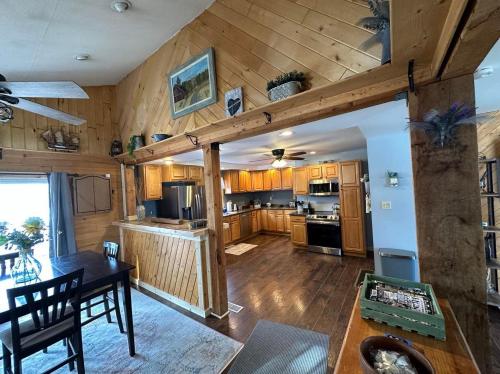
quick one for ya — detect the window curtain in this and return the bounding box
[48,172,77,257]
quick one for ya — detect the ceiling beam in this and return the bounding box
[442,0,500,79]
[116,64,433,164]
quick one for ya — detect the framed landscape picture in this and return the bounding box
[168,48,217,119]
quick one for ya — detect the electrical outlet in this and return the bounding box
[381,201,392,209]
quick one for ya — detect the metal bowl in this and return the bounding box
[151,134,172,142]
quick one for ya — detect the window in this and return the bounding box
[0,174,50,257]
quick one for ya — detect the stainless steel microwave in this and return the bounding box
[309,179,339,196]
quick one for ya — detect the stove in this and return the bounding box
[306,213,342,256]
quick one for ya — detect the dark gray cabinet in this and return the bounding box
[72,175,112,215]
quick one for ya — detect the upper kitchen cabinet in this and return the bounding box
[188,166,203,182]
[271,169,282,190]
[281,168,293,190]
[143,165,162,200]
[339,161,360,187]
[293,167,308,195]
[223,170,240,194]
[263,170,273,191]
[238,170,251,192]
[162,164,187,182]
[72,175,112,215]
[251,170,264,191]
[309,163,338,180]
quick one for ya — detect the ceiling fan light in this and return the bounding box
[111,0,131,13]
[272,159,287,168]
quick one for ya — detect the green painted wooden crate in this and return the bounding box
[360,274,446,340]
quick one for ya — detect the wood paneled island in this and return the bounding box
[113,220,212,317]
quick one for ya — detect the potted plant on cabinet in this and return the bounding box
[266,71,306,102]
[127,135,145,157]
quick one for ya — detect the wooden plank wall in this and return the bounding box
[122,230,201,307]
[115,0,381,146]
[0,149,121,252]
[0,86,117,156]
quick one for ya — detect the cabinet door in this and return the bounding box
[231,216,241,241]
[291,223,307,245]
[188,166,202,180]
[231,170,240,193]
[341,218,364,254]
[276,214,285,232]
[339,161,360,187]
[263,170,273,191]
[223,171,233,194]
[245,171,252,192]
[293,167,309,195]
[171,164,188,181]
[271,169,282,190]
[267,211,277,231]
[223,218,232,244]
[281,167,293,189]
[340,186,366,255]
[251,212,258,233]
[238,171,247,192]
[322,163,338,179]
[257,210,262,231]
[252,171,264,191]
[308,165,323,180]
[73,176,95,214]
[261,210,268,230]
[93,176,111,211]
[285,211,292,233]
[143,165,162,200]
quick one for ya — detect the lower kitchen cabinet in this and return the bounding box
[251,211,258,233]
[285,210,292,233]
[230,215,241,241]
[267,210,277,231]
[261,209,268,230]
[223,217,231,245]
[290,215,307,246]
[276,211,285,232]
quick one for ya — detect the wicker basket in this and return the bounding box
[267,81,302,102]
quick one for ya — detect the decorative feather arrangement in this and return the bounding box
[409,103,476,148]
[358,0,391,64]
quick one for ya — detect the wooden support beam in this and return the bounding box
[124,166,137,220]
[115,64,433,164]
[202,142,228,317]
[409,75,490,373]
[442,0,500,79]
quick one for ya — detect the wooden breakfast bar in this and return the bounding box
[113,220,212,317]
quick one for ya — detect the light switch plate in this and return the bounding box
[381,201,392,209]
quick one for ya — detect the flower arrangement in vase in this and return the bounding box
[0,217,46,284]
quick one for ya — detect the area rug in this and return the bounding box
[228,320,329,374]
[225,243,258,255]
[0,289,243,373]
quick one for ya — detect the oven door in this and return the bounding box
[307,221,342,255]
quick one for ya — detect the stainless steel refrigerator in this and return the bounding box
[157,182,207,220]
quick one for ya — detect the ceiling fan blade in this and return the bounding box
[286,151,307,156]
[7,98,86,125]
[284,156,305,160]
[0,81,89,99]
[250,158,274,163]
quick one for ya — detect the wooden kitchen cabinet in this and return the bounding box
[322,163,339,178]
[263,170,272,191]
[285,210,292,233]
[230,215,241,241]
[291,215,307,246]
[162,164,188,182]
[281,167,293,190]
[223,217,232,245]
[238,170,251,192]
[267,210,277,231]
[143,165,162,200]
[293,167,309,195]
[223,170,240,194]
[261,209,268,230]
[251,211,258,233]
[188,166,203,181]
[275,210,285,232]
[251,170,264,191]
[308,165,323,180]
[339,161,360,187]
[271,169,282,190]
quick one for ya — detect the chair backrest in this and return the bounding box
[7,268,84,355]
[103,241,120,259]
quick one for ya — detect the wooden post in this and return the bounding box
[409,74,490,372]
[202,142,228,317]
[124,166,137,220]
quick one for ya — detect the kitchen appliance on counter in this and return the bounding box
[308,179,339,196]
[157,181,206,220]
[306,214,342,256]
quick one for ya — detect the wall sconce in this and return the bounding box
[386,171,399,187]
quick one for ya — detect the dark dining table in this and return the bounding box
[0,250,136,356]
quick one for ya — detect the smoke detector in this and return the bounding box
[111,0,131,13]
[75,54,90,61]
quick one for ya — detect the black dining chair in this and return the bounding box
[80,241,124,333]
[0,268,85,374]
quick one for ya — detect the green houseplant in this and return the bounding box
[127,135,145,157]
[2,217,46,283]
[266,71,306,102]
[358,0,391,64]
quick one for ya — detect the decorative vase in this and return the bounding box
[136,204,146,221]
[11,250,42,284]
[267,81,302,102]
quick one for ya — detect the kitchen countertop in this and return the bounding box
[223,206,297,217]
[113,219,208,239]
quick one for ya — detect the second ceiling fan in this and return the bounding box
[252,148,307,167]
[0,74,89,125]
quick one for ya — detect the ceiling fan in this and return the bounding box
[252,148,307,167]
[0,74,89,125]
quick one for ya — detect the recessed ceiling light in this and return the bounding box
[75,54,90,61]
[111,0,131,13]
[164,159,173,165]
[279,130,294,137]
[309,151,316,155]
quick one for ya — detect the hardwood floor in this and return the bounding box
[490,306,500,373]
[139,233,373,372]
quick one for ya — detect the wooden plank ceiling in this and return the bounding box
[116,0,382,146]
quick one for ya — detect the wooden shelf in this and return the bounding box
[487,258,500,270]
[487,292,500,308]
[481,192,500,198]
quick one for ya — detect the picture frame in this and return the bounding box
[224,87,243,117]
[167,48,217,119]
